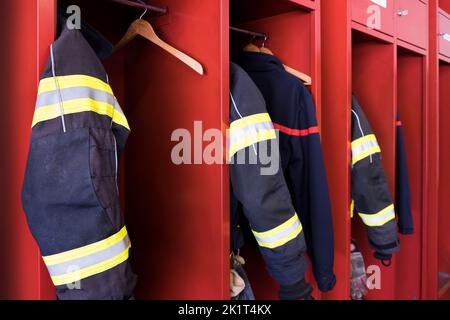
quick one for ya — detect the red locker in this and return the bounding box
[351,0,395,36]
[1,0,230,300]
[0,0,448,301]
[230,0,324,300]
[397,0,429,49]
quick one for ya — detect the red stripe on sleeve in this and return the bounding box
[273,123,319,136]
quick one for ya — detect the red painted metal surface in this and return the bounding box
[321,0,352,300]
[397,0,429,50]
[351,0,395,36]
[438,10,450,58]
[425,0,440,300]
[396,51,425,300]
[0,0,57,300]
[440,0,450,13]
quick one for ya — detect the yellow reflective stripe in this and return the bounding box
[38,75,113,95]
[230,113,272,132]
[43,226,128,266]
[50,244,130,286]
[351,134,381,165]
[351,134,377,149]
[112,110,130,130]
[352,145,381,165]
[358,204,396,227]
[255,224,303,249]
[228,129,276,159]
[32,98,130,130]
[350,199,355,218]
[252,214,303,249]
[253,214,298,238]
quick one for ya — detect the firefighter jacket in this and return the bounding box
[236,53,336,292]
[230,63,308,287]
[351,96,400,261]
[21,24,136,299]
[396,114,414,235]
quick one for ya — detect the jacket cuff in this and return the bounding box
[278,279,313,300]
[369,239,400,256]
[374,252,392,262]
[315,273,336,292]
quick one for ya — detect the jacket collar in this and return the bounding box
[235,52,284,72]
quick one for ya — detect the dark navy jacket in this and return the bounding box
[396,114,414,235]
[236,53,336,292]
[230,63,308,288]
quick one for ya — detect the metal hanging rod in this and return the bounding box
[110,0,167,14]
[230,26,267,39]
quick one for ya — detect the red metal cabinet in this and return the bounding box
[351,0,395,36]
[438,10,450,58]
[1,0,449,301]
[397,0,428,49]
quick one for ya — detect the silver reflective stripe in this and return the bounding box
[46,235,130,276]
[254,218,301,245]
[352,137,379,158]
[229,121,274,147]
[35,86,126,116]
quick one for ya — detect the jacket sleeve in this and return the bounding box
[287,85,336,292]
[351,96,400,260]
[229,63,308,286]
[396,114,414,234]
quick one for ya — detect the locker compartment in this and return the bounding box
[396,0,428,49]
[351,30,397,300]
[230,0,322,300]
[438,10,450,59]
[351,0,395,36]
[32,0,229,299]
[438,62,450,300]
[395,48,425,300]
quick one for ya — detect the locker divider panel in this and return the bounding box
[425,0,440,300]
[438,61,450,299]
[0,0,58,300]
[351,31,397,300]
[320,0,352,300]
[396,49,425,299]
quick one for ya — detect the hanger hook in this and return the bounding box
[262,35,268,48]
[136,0,148,19]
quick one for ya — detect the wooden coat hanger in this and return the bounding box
[114,4,204,75]
[259,37,311,86]
[243,36,262,53]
